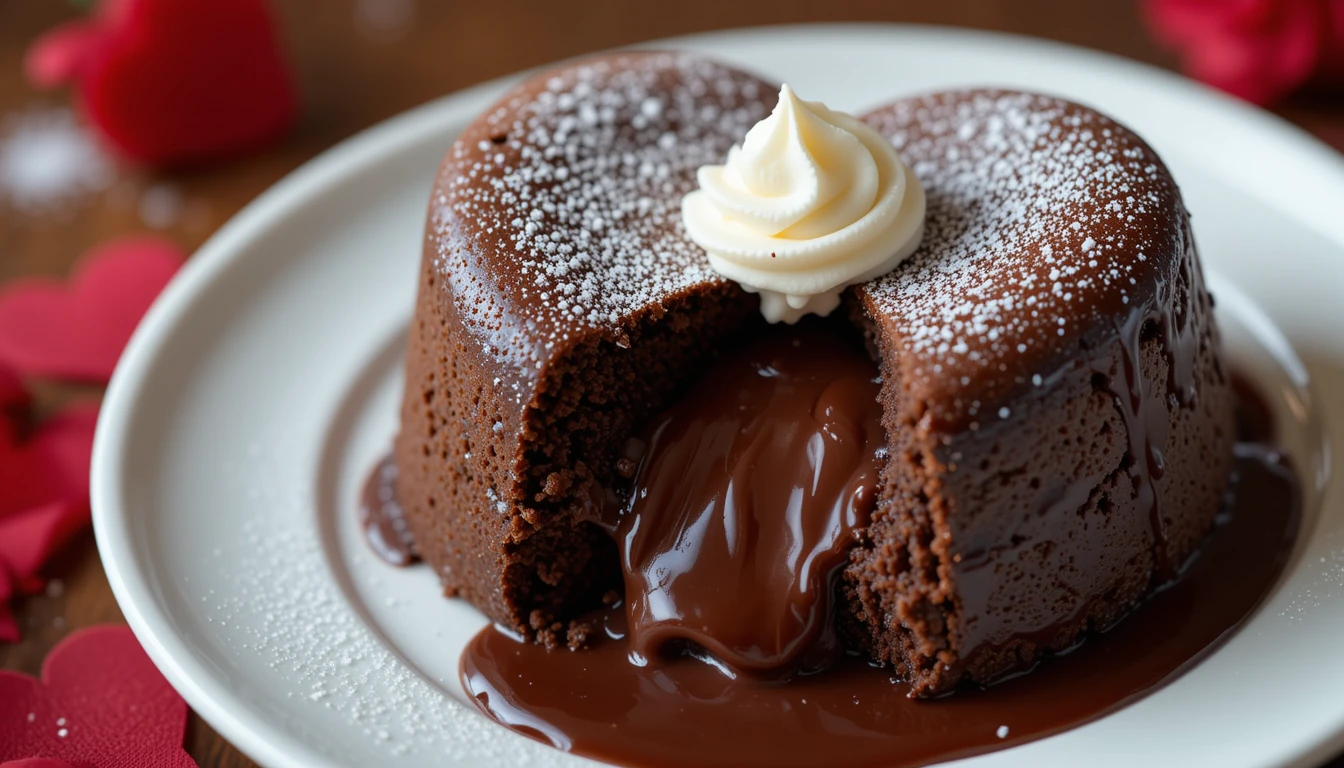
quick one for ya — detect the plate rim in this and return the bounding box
[90,22,1344,768]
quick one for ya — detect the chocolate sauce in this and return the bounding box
[464,439,1298,768]
[935,228,1219,686]
[1231,373,1275,444]
[1093,221,1204,582]
[456,318,1299,768]
[610,327,885,678]
[359,455,418,566]
[355,295,1300,766]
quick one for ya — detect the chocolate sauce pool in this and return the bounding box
[462,444,1298,768]
[457,339,1298,768]
[360,331,1301,768]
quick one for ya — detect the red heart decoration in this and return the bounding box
[25,0,296,167]
[0,626,197,767]
[0,403,98,640]
[0,404,98,523]
[0,501,91,598]
[0,238,181,383]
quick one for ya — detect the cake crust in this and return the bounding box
[841,92,1234,692]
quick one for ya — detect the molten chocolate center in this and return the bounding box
[614,324,884,677]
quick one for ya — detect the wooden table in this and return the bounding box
[1,1,1341,766]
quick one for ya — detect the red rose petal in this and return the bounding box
[1145,0,1237,46]
[0,238,181,383]
[1185,2,1323,104]
[0,627,197,766]
[1145,0,1330,104]
[23,21,108,89]
[0,502,89,594]
[0,402,99,641]
[0,404,99,522]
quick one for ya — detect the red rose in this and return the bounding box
[1145,0,1344,104]
[24,0,296,167]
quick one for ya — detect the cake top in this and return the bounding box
[429,52,774,402]
[860,91,1183,428]
[430,55,1185,424]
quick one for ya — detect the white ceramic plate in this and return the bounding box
[91,24,1344,768]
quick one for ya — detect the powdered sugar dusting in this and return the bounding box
[861,91,1180,409]
[207,498,563,763]
[0,105,115,215]
[429,65,1180,419]
[1281,527,1344,622]
[429,53,771,401]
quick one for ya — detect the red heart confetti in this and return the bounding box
[0,404,98,524]
[0,237,181,383]
[25,0,297,167]
[0,500,90,597]
[0,626,197,767]
[0,402,98,641]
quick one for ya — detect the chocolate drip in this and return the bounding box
[1093,222,1205,580]
[614,325,885,678]
[462,386,1299,767]
[948,231,1214,678]
[359,455,418,566]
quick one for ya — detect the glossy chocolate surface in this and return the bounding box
[462,390,1299,767]
[610,324,885,678]
[359,454,417,566]
[398,48,1246,720]
[404,55,1234,696]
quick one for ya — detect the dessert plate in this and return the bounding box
[92,24,1344,768]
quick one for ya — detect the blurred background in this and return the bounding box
[0,1,1341,765]
[3,0,1341,285]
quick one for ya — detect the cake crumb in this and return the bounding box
[996,725,1009,739]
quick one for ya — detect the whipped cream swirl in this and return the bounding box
[681,85,925,323]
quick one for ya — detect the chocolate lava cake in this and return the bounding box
[393,52,1235,696]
